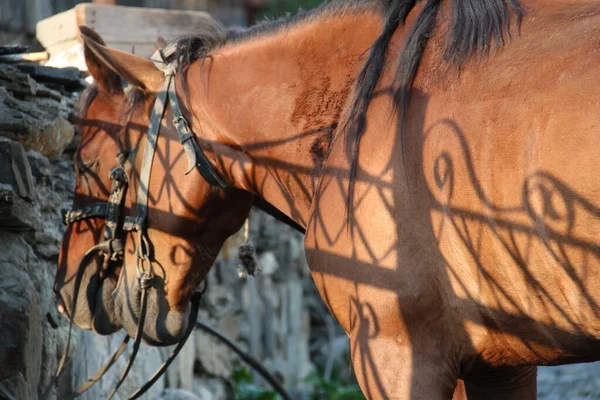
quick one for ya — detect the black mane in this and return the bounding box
[168,0,524,218]
[169,0,380,71]
[345,0,523,219]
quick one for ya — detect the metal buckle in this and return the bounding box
[109,165,127,183]
[173,115,192,135]
[138,272,154,290]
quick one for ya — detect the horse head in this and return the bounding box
[55,26,254,346]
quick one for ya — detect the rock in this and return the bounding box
[215,315,239,342]
[0,137,35,200]
[26,149,53,187]
[71,333,166,400]
[195,331,233,379]
[0,45,28,56]
[0,230,70,399]
[159,388,202,400]
[213,258,240,286]
[205,285,236,317]
[178,332,195,391]
[28,115,74,160]
[192,377,228,400]
[538,364,600,400]
[257,251,278,276]
[0,183,39,231]
[0,64,61,101]
[0,86,74,159]
[15,64,84,92]
[0,373,29,400]
[0,258,42,400]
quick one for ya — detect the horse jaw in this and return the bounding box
[113,275,191,346]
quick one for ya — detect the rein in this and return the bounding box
[49,55,229,399]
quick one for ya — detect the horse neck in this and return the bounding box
[185,7,383,229]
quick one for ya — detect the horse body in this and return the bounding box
[184,1,600,396]
[55,0,600,398]
[414,0,600,363]
[315,4,600,397]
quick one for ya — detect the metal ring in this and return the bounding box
[138,272,154,290]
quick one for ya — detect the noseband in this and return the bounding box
[51,50,231,399]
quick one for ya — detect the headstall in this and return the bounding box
[49,47,230,399]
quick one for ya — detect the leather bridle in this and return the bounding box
[49,49,230,399]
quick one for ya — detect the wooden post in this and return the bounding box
[93,0,117,4]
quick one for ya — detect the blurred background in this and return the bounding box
[0,0,324,44]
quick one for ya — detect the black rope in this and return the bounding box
[195,321,294,400]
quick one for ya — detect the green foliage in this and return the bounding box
[305,371,365,400]
[232,366,279,400]
[260,0,326,19]
[231,364,366,400]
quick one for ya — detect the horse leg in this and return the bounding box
[463,365,537,400]
[348,334,459,400]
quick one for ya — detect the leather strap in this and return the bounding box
[64,202,108,224]
[132,75,171,230]
[104,165,128,240]
[166,77,231,189]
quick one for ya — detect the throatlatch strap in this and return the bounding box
[166,78,231,189]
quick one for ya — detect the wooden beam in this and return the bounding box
[36,4,216,58]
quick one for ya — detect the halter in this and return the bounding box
[50,50,230,399]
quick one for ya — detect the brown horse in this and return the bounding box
[55,26,255,345]
[55,28,302,398]
[55,0,600,398]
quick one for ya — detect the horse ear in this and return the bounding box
[156,36,168,51]
[79,26,164,93]
[80,25,123,94]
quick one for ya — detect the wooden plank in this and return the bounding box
[35,7,79,49]
[36,4,218,58]
[0,52,49,63]
[75,5,216,44]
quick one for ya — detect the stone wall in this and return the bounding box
[0,51,332,400]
